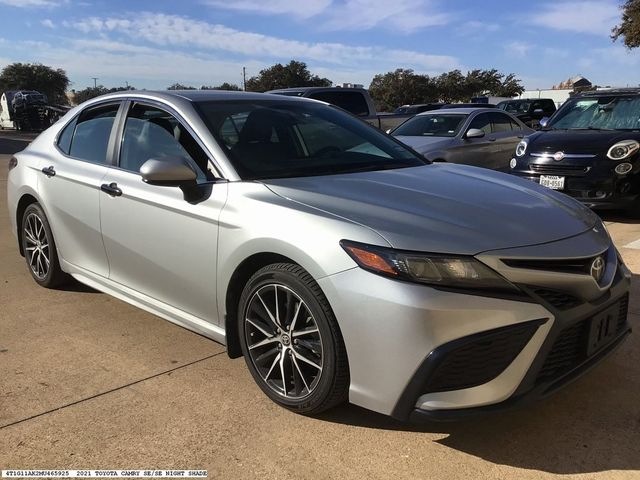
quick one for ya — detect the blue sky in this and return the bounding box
[0,0,638,91]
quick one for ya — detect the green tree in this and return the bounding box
[245,60,331,92]
[0,62,70,105]
[200,82,241,91]
[73,85,134,105]
[434,70,468,103]
[167,83,196,90]
[612,0,640,48]
[369,68,439,112]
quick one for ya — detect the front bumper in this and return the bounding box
[510,154,640,209]
[318,233,631,420]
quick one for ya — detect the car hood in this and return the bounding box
[393,136,454,153]
[527,130,640,155]
[263,164,599,255]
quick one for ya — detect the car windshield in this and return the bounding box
[195,100,425,180]
[547,95,640,130]
[392,114,467,137]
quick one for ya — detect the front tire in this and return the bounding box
[238,263,349,414]
[21,203,68,288]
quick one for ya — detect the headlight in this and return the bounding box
[515,139,528,157]
[340,240,518,292]
[607,140,639,160]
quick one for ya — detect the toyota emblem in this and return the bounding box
[553,151,565,161]
[590,256,605,282]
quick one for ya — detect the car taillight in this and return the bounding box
[8,157,18,170]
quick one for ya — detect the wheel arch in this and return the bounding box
[224,252,299,358]
[15,193,39,256]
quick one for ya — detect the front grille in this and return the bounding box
[424,320,541,393]
[536,295,629,384]
[504,256,599,275]
[529,164,590,176]
[533,289,583,310]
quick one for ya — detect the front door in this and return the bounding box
[99,102,227,322]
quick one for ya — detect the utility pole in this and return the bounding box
[92,77,98,88]
[125,81,129,90]
[243,67,246,91]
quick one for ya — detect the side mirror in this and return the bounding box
[465,128,485,139]
[539,117,550,128]
[140,157,197,187]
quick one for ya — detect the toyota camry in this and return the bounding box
[7,90,631,421]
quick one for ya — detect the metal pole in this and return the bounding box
[243,67,246,91]
[92,77,98,88]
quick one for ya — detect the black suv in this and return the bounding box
[497,98,556,128]
[509,88,640,211]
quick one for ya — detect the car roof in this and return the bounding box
[499,98,554,103]
[574,88,640,97]
[266,86,367,94]
[417,107,496,115]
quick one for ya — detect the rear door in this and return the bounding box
[489,112,526,171]
[38,101,123,277]
[99,101,227,322]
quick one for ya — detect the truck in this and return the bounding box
[0,90,68,131]
[266,87,416,131]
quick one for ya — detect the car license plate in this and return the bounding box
[540,175,565,190]
[586,304,619,356]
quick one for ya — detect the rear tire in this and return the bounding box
[21,203,69,288]
[238,263,349,415]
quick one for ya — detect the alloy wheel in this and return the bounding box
[244,284,324,399]
[24,212,50,280]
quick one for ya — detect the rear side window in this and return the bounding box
[66,103,120,164]
[490,112,514,132]
[308,91,370,117]
[57,117,76,155]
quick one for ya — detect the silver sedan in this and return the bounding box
[392,108,533,171]
[7,90,631,420]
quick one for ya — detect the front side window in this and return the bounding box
[393,114,467,137]
[119,103,215,182]
[468,113,492,134]
[196,100,424,180]
[66,103,120,164]
[549,95,640,130]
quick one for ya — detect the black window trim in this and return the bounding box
[53,100,125,166]
[111,97,225,180]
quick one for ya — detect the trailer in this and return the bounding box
[0,90,69,131]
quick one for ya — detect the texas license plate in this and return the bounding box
[540,175,565,190]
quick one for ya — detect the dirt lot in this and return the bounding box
[1,131,639,479]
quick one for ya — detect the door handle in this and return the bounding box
[517,135,524,139]
[100,182,122,197]
[488,137,496,142]
[41,166,56,177]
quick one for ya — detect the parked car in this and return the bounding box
[8,90,630,421]
[267,86,414,131]
[391,108,534,171]
[394,103,444,114]
[497,98,556,128]
[510,88,640,211]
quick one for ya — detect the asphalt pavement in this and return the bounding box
[1,130,639,479]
